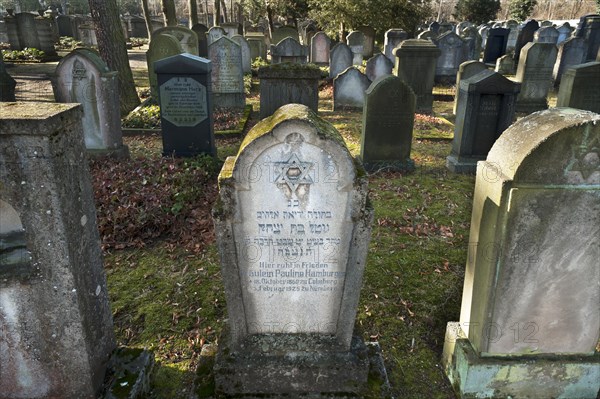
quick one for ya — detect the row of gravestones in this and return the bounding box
[1,98,598,398]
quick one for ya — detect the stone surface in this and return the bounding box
[208,36,245,109]
[0,102,115,398]
[534,26,559,44]
[212,103,373,395]
[461,27,482,61]
[56,15,73,37]
[346,30,365,66]
[207,26,226,45]
[447,70,520,173]
[35,17,57,56]
[393,39,441,113]
[365,53,393,82]
[360,75,415,171]
[515,42,558,113]
[333,67,371,110]
[155,53,216,157]
[514,19,539,65]
[191,23,209,57]
[557,23,572,44]
[482,27,509,64]
[258,63,321,118]
[553,37,587,86]
[310,31,330,65]
[270,37,307,64]
[0,58,17,102]
[14,13,40,50]
[582,15,600,61]
[556,61,600,113]
[329,43,353,78]
[453,60,488,115]
[153,26,199,55]
[246,33,267,60]
[357,25,375,58]
[272,25,299,45]
[146,33,184,101]
[52,48,127,158]
[494,54,514,75]
[434,32,467,83]
[384,29,408,62]
[231,34,251,73]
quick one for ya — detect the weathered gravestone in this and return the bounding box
[552,37,587,86]
[329,43,353,78]
[128,16,147,38]
[310,31,330,65]
[534,26,559,44]
[447,70,520,173]
[35,17,57,56]
[270,37,308,64]
[515,42,557,113]
[346,30,365,66]
[231,34,251,73]
[479,26,490,48]
[417,30,435,40]
[78,23,97,47]
[146,33,184,101]
[505,20,519,51]
[153,26,199,55]
[453,60,487,115]
[221,22,241,37]
[14,13,40,50]
[434,32,467,83]
[357,25,376,58]
[394,39,441,113]
[56,14,73,37]
[495,54,515,75]
[0,102,115,398]
[443,108,600,398]
[246,33,268,60]
[514,19,539,65]
[557,22,572,44]
[208,26,226,45]
[0,58,17,101]
[482,28,509,64]
[384,29,408,63]
[155,53,216,157]
[191,23,209,57]
[582,14,600,62]
[365,53,393,82]
[360,75,415,171]
[52,48,128,158]
[333,67,371,110]
[461,27,482,61]
[209,36,245,109]
[258,63,321,118]
[212,103,375,396]
[556,61,600,113]
[272,25,299,45]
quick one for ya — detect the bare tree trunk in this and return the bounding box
[189,0,199,27]
[88,0,140,116]
[140,0,153,38]
[60,0,69,14]
[221,0,228,23]
[214,0,221,24]
[162,0,177,26]
[205,0,210,25]
[265,0,274,40]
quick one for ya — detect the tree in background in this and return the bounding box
[161,0,177,25]
[453,0,500,24]
[88,0,140,115]
[508,0,537,21]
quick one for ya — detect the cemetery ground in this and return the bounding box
[5,53,561,398]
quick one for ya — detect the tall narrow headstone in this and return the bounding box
[453,60,487,114]
[346,30,365,66]
[212,103,374,396]
[515,42,558,113]
[394,39,441,113]
[0,102,115,398]
[384,29,408,62]
[556,61,600,113]
[505,20,519,51]
[35,17,57,56]
[360,75,415,171]
[333,67,371,110]
[56,14,73,37]
[357,26,375,58]
[514,19,539,65]
[552,37,587,86]
[434,32,467,83]
[447,70,520,173]
[208,36,245,109]
[443,108,600,398]
[310,31,330,65]
[146,33,184,101]
[365,53,393,82]
[329,43,353,78]
[461,27,482,61]
[231,34,251,73]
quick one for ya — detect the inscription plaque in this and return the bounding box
[159,77,207,127]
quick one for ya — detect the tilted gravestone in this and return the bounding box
[153,26,199,55]
[208,36,245,109]
[52,48,128,158]
[552,37,587,86]
[434,32,467,83]
[417,30,435,40]
[482,27,509,64]
[231,34,252,73]
[360,75,416,171]
[394,39,441,113]
[443,108,600,398]
[453,60,488,115]
[515,42,557,113]
[365,53,393,82]
[346,30,365,66]
[310,31,330,65]
[270,37,308,64]
[146,33,184,101]
[329,43,353,78]
[0,102,115,398]
[212,103,374,396]
[0,58,17,101]
[258,63,321,118]
[333,66,371,110]
[384,29,408,62]
[556,61,600,113]
[447,70,520,173]
[155,53,216,157]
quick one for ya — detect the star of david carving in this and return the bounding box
[274,153,313,194]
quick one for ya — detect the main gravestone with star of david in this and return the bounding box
[211,104,381,396]
[155,53,216,157]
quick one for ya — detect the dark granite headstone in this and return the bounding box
[482,28,509,64]
[514,20,539,65]
[515,42,557,113]
[552,37,587,87]
[453,60,488,114]
[56,15,73,37]
[556,61,600,113]
[582,15,600,62]
[155,53,216,157]
[191,23,209,57]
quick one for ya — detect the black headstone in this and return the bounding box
[192,23,209,57]
[155,53,216,157]
[514,20,539,65]
[482,28,509,64]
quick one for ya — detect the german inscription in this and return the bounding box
[159,77,207,127]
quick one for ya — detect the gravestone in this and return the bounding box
[434,32,467,83]
[574,13,599,37]
[534,26,559,44]
[479,26,490,48]
[208,26,226,44]
[246,33,267,60]
[302,22,317,45]
[417,30,434,40]
[0,20,8,43]
[456,21,473,35]
[15,13,40,50]
[129,16,147,38]
[191,23,209,57]
[384,29,408,62]
[556,61,600,113]
[270,37,308,64]
[495,54,515,75]
[35,17,57,56]
[52,48,128,158]
[540,20,553,27]
[272,25,299,44]
[556,23,572,44]
[552,37,587,86]
[333,67,371,110]
[0,102,115,398]
[231,35,251,73]
[394,39,441,113]
[56,14,73,37]
[221,22,241,37]
[208,36,245,109]
[360,75,415,171]
[447,70,520,173]
[78,23,97,47]
[0,58,17,101]
[153,26,199,55]
[514,19,539,65]
[453,60,487,114]
[212,103,375,396]
[258,63,321,118]
[482,27,509,64]
[582,14,600,61]
[515,42,558,113]
[146,33,184,101]
[442,108,600,398]
[505,20,519,51]
[310,31,330,65]
[346,30,365,66]
[461,27,482,61]
[357,26,376,58]
[365,53,393,82]
[430,21,440,35]
[329,43,353,78]
[155,53,216,157]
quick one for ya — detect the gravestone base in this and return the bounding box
[442,323,600,399]
[515,99,548,114]
[362,159,415,173]
[210,330,390,398]
[87,145,130,160]
[213,92,246,109]
[446,154,480,173]
[103,348,155,399]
